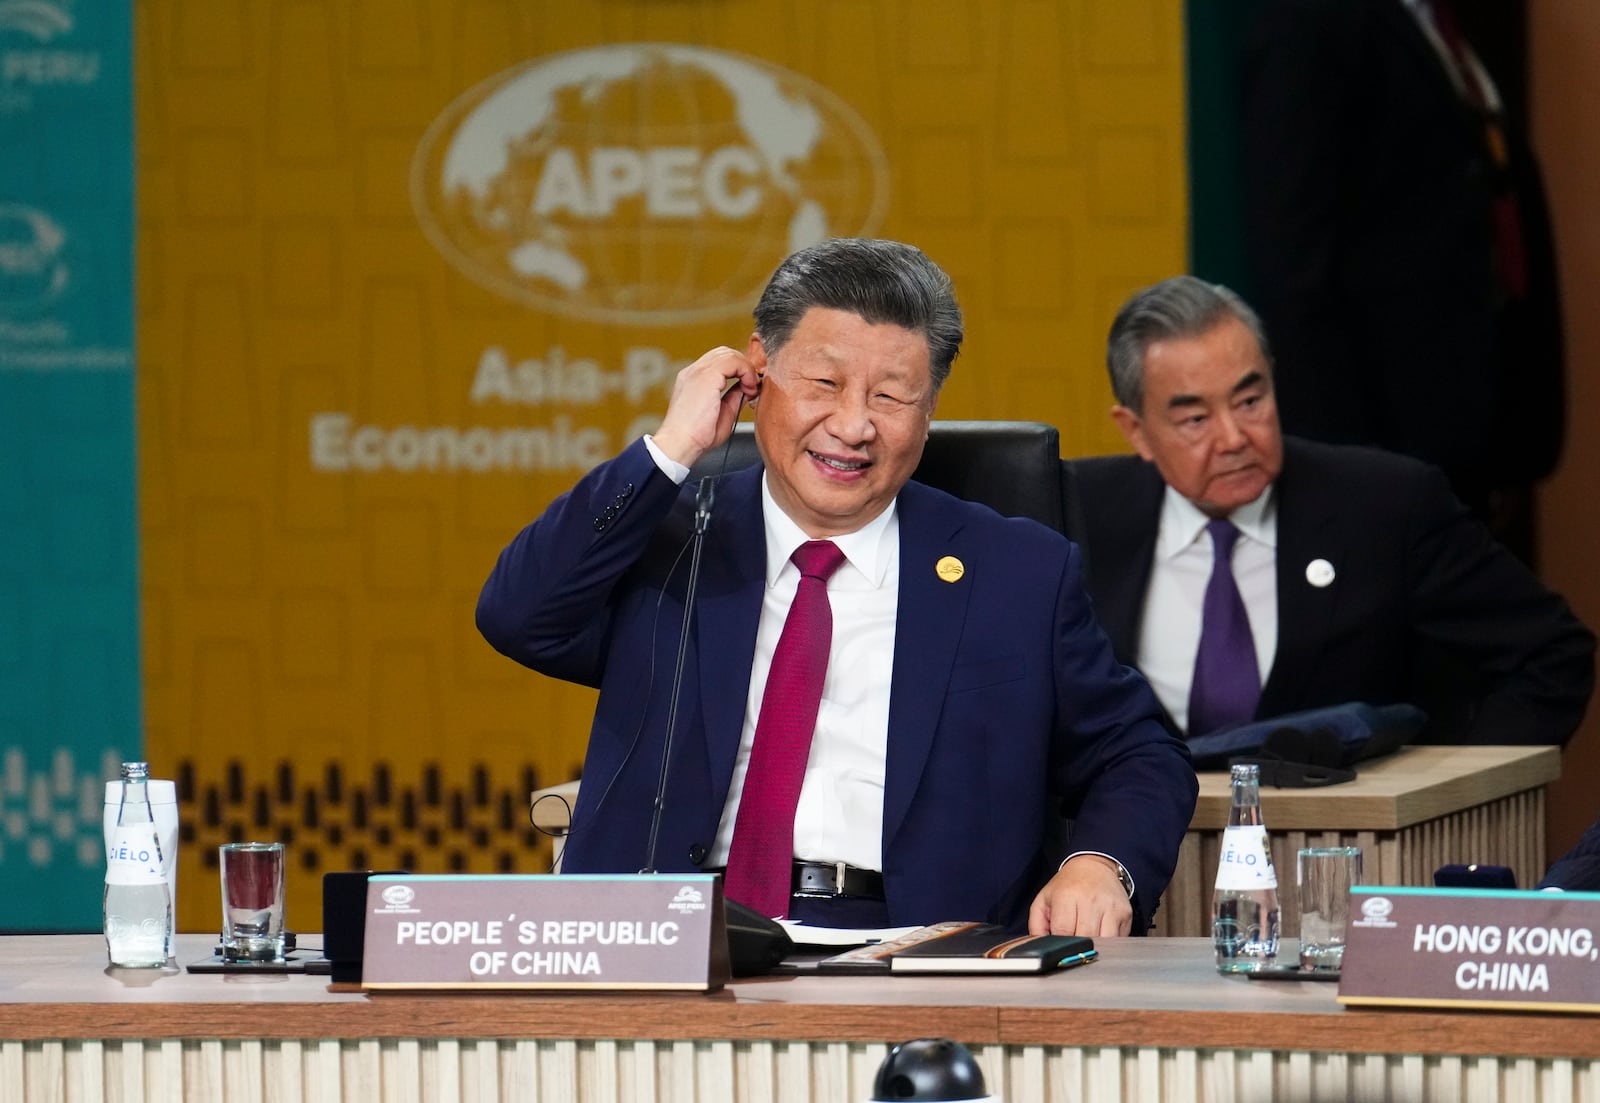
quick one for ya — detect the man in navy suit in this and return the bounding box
[478,239,1195,935]
[1063,275,1593,745]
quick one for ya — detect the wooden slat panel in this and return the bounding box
[307,1038,342,1103]
[1,1043,22,1103]
[16,1037,1589,1102]
[1191,746,1559,830]
[26,1040,64,1103]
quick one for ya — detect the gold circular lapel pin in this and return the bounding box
[935,555,965,583]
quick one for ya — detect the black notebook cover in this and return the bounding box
[814,921,1096,975]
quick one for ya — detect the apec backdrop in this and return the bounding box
[127,1,1187,934]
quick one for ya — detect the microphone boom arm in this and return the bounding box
[640,474,717,874]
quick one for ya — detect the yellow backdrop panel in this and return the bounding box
[136,0,1187,933]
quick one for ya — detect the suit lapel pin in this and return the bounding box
[1305,558,1335,588]
[935,555,965,583]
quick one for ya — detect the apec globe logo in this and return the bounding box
[411,43,889,326]
[380,884,416,908]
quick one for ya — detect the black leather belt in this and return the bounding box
[791,861,885,900]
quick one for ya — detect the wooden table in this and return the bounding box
[1160,744,1561,938]
[1,933,1595,1102]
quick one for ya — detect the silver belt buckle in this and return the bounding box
[792,860,848,899]
[827,860,848,896]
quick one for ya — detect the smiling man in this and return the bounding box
[1065,275,1593,744]
[477,239,1196,938]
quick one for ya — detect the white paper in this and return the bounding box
[777,921,920,947]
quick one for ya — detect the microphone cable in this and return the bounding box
[541,395,750,875]
[641,402,746,873]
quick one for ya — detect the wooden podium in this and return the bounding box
[5,933,1598,1102]
[535,746,1561,938]
[1157,744,1561,938]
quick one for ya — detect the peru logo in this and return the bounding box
[411,43,889,326]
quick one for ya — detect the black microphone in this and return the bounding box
[693,472,716,535]
[640,473,718,875]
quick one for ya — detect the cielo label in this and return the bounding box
[411,42,889,325]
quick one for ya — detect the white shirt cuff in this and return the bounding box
[643,434,690,485]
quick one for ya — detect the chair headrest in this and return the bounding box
[686,421,1065,534]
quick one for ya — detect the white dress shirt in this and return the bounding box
[706,477,898,870]
[643,435,896,871]
[1136,486,1279,734]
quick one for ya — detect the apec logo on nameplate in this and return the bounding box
[361,874,729,991]
[1338,886,1600,1013]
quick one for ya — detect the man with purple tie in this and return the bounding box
[1065,276,1593,745]
[477,239,1196,936]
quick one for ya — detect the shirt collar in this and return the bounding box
[1156,482,1277,560]
[760,473,896,586]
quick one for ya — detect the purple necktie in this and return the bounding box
[723,540,847,919]
[1187,519,1261,737]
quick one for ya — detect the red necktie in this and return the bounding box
[722,539,846,919]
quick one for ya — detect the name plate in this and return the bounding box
[361,874,730,991]
[1338,886,1600,1013]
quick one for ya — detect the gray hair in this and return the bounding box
[1106,275,1272,413]
[753,238,964,391]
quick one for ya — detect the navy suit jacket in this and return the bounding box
[478,439,1196,931]
[1062,438,1594,745]
[1540,818,1600,893]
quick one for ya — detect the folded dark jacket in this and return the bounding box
[1186,702,1427,786]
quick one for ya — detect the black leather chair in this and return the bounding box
[533,419,1068,872]
[686,420,1066,534]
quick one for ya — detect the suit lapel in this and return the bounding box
[1261,440,1346,714]
[1375,0,1475,100]
[1077,458,1164,663]
[1378,0,1450,70]
[882,483,972,852]
[694,466,767,796]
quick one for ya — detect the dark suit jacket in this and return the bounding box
[1240,0,1565,493]
[1540,818,1600,893]
[1062,438,1594,745]
[478,439,1197,932]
